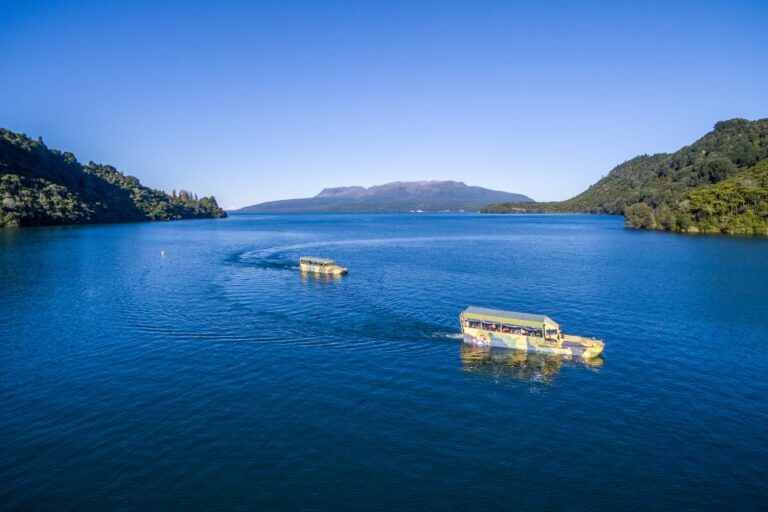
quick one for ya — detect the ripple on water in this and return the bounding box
[2,214,768,510]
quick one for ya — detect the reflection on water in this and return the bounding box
[460,344,604,384]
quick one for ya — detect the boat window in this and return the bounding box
[302,259,335,266]
[466,319,547,338]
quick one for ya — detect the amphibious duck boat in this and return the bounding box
[299,257,348,276]
[460,306,604,359]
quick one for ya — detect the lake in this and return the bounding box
[1,213,767,511]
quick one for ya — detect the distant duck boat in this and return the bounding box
[459,306,604,359]
[299,257,348,276]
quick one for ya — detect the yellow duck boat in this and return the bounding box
[460,306,604,359]
[299,257,348,276]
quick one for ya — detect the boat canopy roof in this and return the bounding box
[462,306,559,329]
[300,257,335,265]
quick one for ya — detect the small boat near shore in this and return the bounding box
[299,257,348,276]
[460,306,604,359]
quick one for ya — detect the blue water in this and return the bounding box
[1,213,767,511]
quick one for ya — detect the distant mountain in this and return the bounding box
[0,128,226,228]
[481,118,768,235]
[236,181,533,213]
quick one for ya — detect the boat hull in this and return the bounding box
[299,263,348,275]
[462,328,604,359]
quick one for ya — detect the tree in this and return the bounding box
[654,203,676,231]
[624,203,656,229]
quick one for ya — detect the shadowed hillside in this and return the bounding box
[0,128,226,227]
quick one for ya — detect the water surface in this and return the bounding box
[1,213,767,510]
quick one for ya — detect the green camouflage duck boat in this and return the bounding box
[459,306,604,359]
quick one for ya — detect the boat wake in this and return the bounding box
[435,332,463,340]
[227,248,299,271]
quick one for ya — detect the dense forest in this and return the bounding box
[0,128,226,227]
[481,118,768,235]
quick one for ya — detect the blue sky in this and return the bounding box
[2,0,767,208]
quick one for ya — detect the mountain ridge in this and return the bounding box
[236,180,533,213]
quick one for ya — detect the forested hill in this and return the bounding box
[0,129,226,227]
[481,118,768,235]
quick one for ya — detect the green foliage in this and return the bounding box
[680,159,768,235]
[480,202,555,213]
[653,203,676,230]
[624,203,656,229]
[0,128,226,228]
[481,118,768,236]
[0,174,92,226]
